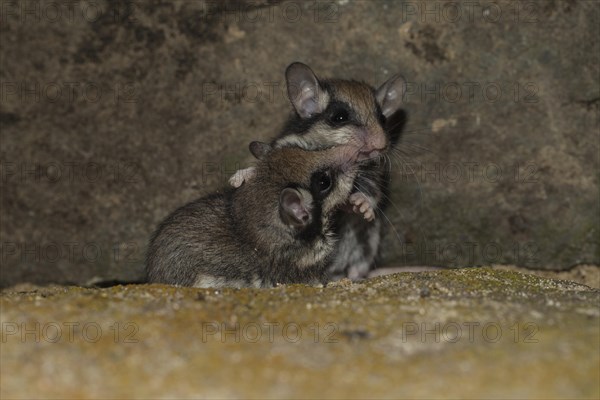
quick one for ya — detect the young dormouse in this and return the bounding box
[146,143,361,288]
[230,62,407,280]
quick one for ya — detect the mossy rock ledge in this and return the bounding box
[1,268,599,399]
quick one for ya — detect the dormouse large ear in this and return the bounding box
[285,62,327,119]
[376,74,407,118]
[249,141,272,160]
[279,188,312,229]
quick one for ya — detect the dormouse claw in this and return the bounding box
[229,167,257,188]
[348,192,376,222]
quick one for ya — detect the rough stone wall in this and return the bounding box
[1,0,598,286]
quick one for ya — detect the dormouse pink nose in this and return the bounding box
[367,132,387,151]
[358,127,387,152]
[352,127,387,161]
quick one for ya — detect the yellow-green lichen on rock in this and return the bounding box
[1,268,598,399]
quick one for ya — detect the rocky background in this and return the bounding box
[1,0,599,286]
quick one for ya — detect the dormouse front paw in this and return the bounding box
[349,192,376,222]
[229,167,257,188]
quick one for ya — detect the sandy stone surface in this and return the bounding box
[2,268,598,399]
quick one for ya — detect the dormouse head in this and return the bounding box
[248,142,360,236]
[278,62,406,160]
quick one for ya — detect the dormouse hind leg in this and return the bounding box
[327,215,382,280]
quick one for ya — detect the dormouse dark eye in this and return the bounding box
[329,109,349,125]
[310,169,335,199]
[378,112,387,126]
[317,170,332,194]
